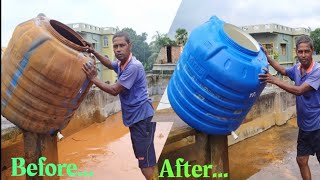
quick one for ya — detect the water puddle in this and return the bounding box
[229,118,299,179]
[1,102,173,180]
[57,104,172,179]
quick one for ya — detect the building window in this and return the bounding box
[103,36,108,47]
[281,43,286,56]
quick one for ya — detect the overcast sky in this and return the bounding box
[168,0,320,38]
[2,0,320,47]
[1,0,181,47]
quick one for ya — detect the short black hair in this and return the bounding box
[112,31,131,44]
[37,13,46,17]
[296,35,314,49]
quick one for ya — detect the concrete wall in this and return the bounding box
[155,46,183,64]
[251,33,277,47]
[251,33,294,67]
[66,83,297,146]
[228,87,296,145]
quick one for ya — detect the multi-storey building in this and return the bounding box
[240,24,311,69]
[68,23,118,83]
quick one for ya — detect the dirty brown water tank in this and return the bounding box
[1,15,94,134]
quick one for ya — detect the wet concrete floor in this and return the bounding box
[229,118,319,180]
[2,112,318,179]
[1,103,173,180]
[57,112,172,179]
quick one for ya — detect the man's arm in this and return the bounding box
[85,41,114,70]
[82,62,124,96]
[261,46,287,76]
[91,77,125,96]
[91,50,114,70]
[259,69,313,96]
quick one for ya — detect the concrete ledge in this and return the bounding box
[1,127,22,147]
[228,88,296,145]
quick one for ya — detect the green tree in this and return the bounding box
[175,28,188,46]
[272,51,279,60]
[151,31,176,48]
[147,32,176,71]
[121,28,151,67]
[310,28,320,54]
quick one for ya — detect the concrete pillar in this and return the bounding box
[41,135,59,180]
[209,135,229,180]
[23,131,43,180]
[152,165,159,180]
[23,130,59,180]
[195,132,210,165]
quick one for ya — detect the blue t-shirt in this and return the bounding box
[286,61,320,131]
[112,56,154,126]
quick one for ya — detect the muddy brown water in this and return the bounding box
[57,112,172,179]
[1,103,172,180]
[229,118,299,180]
[2,110,300,179]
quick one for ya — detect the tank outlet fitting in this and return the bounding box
[231,131,239,140]
[57,131,64,141]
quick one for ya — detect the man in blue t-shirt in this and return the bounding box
[82,31,156,180]
[259,35,320,180]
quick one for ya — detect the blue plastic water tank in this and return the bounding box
[167,16,268,135]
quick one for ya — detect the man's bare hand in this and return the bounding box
[82,61,97,80]
[258,68,278,84]
[83,40,95,53]
[260,46,268,56]
[259,45,272,63]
